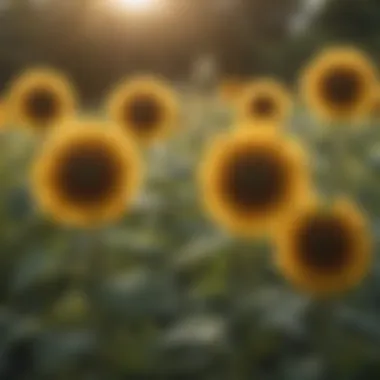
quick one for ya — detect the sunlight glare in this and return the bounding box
[114,0,158,12]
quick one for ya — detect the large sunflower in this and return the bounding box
[198,129,312,237]
[237,78,292,128]
[7,67,77,132]
[106,75,179,145]
[275,198,372,296]
[31,120,143,228]
[300,46,377,123]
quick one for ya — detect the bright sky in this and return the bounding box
[0,0,329,25]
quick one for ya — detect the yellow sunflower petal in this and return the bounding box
[236,78,292,129]
[275,197,372,296]
[198,129,312,238]
[300,46,378,123]
[106,74,179,146]
[31,119,143,228]
[7,67,78,133]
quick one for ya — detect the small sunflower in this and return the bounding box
[237,78,292,128]
[106,75,179,145]
[300,46,377,123]
[198,129,312,237]
[7,67,77,132]
[275,198,372,296]
[31,120,143,228]
[218,77,246,105]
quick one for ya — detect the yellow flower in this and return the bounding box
[31,120,143,228]
[237,78,292,128]
[7,67,77,132]
[106,75,179,145]
[198,129,312,237]
[300,46,377,123]
[275,198,372,296]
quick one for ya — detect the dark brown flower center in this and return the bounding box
[295,214,353,273]
[125,94,162,132]
[250,95,276,118]
[24,88,59,123]
[320,67,363,107]
[221,148,288,213]
[54,142,122,206]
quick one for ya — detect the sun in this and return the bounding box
[114,0,158,12]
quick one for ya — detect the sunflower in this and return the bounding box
[275,198,372,296]
[106,75,179,145]
[218,77,247,105]
[198,129,312,237]
[300,46,378,123]
[7,67,77,132]
[236,78,292,128]
[31,120,143,228]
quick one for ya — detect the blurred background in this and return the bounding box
[0,0,380,379]
[2,0,380,100]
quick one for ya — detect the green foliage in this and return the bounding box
[0,0,305,92]
[313,0,380,47]
[0,95,378,379]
